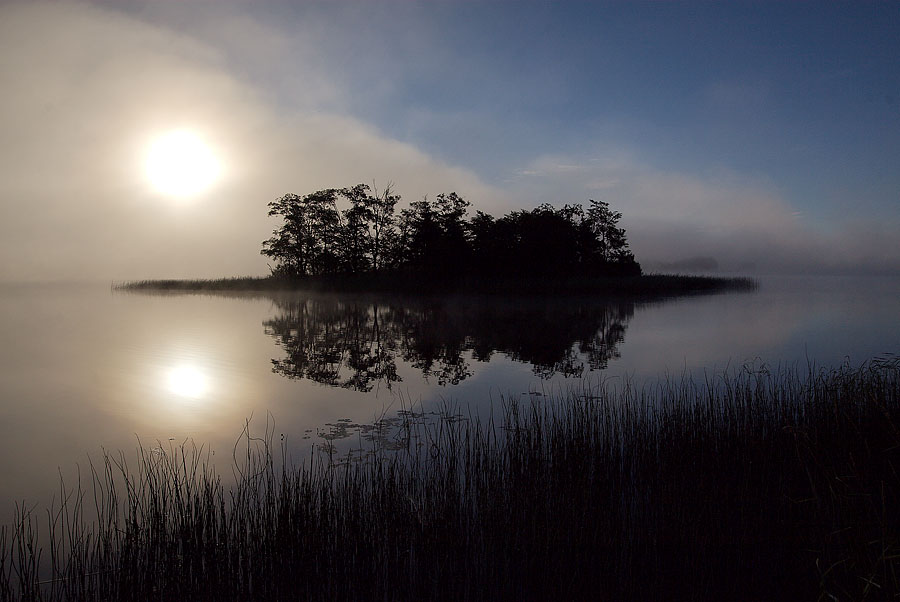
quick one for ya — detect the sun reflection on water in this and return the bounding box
[167,365,209,398]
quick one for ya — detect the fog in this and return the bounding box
[510,152,900,274]
[1,2,897,282]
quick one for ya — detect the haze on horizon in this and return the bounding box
[1,1,898,282]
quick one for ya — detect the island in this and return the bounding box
[119,183,756,296]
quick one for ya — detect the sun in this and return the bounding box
[144,130,221,197]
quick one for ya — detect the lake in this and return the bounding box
[1,275,898,521]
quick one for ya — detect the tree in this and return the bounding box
[513,204,581,275]
[397,198,440,270]
[340,194,371,274]
[433,192,471,274]
[367,183,400,272]
[585,199,635,265]
[260,194,306,277]
[262,183,640,280]
[261,189,341,276]
[394,192,471,273]
[469,210,497,271]
[336,183,400,273]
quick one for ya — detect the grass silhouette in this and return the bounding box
[2,357,898,600]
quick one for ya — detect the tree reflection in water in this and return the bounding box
[263,294,636,391]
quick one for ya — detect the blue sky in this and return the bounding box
[0,1,898,279]
[273,1,899,220]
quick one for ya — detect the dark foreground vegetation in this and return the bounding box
[117,272,757,296]
[3,359,898,601]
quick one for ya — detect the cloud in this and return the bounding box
[510,151,900,274]
[1,2,896,281]
[0,2,504,282]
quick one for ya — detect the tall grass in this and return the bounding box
[1,358,898,600]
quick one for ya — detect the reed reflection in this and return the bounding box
[263,295,636,391]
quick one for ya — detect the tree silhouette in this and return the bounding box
[585,199,634,265]
[433,192,472,275]
[262,183,641,280]
[366,183,400,272]
[340,189,371,274]
[261,190,342,277]
[397,198,441,271]
[340,183,399,273]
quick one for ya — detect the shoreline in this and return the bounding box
[115,272,759,297]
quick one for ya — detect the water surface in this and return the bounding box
[1,275,898,518]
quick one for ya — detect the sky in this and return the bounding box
[0,0,898,281]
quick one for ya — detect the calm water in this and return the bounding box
[1,275,898,518]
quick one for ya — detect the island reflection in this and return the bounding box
[263,294,637,391]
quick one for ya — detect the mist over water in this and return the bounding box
[0,275,898,520]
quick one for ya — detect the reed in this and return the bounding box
[1,358,898,600]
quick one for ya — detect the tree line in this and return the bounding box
[261,183,640,279]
